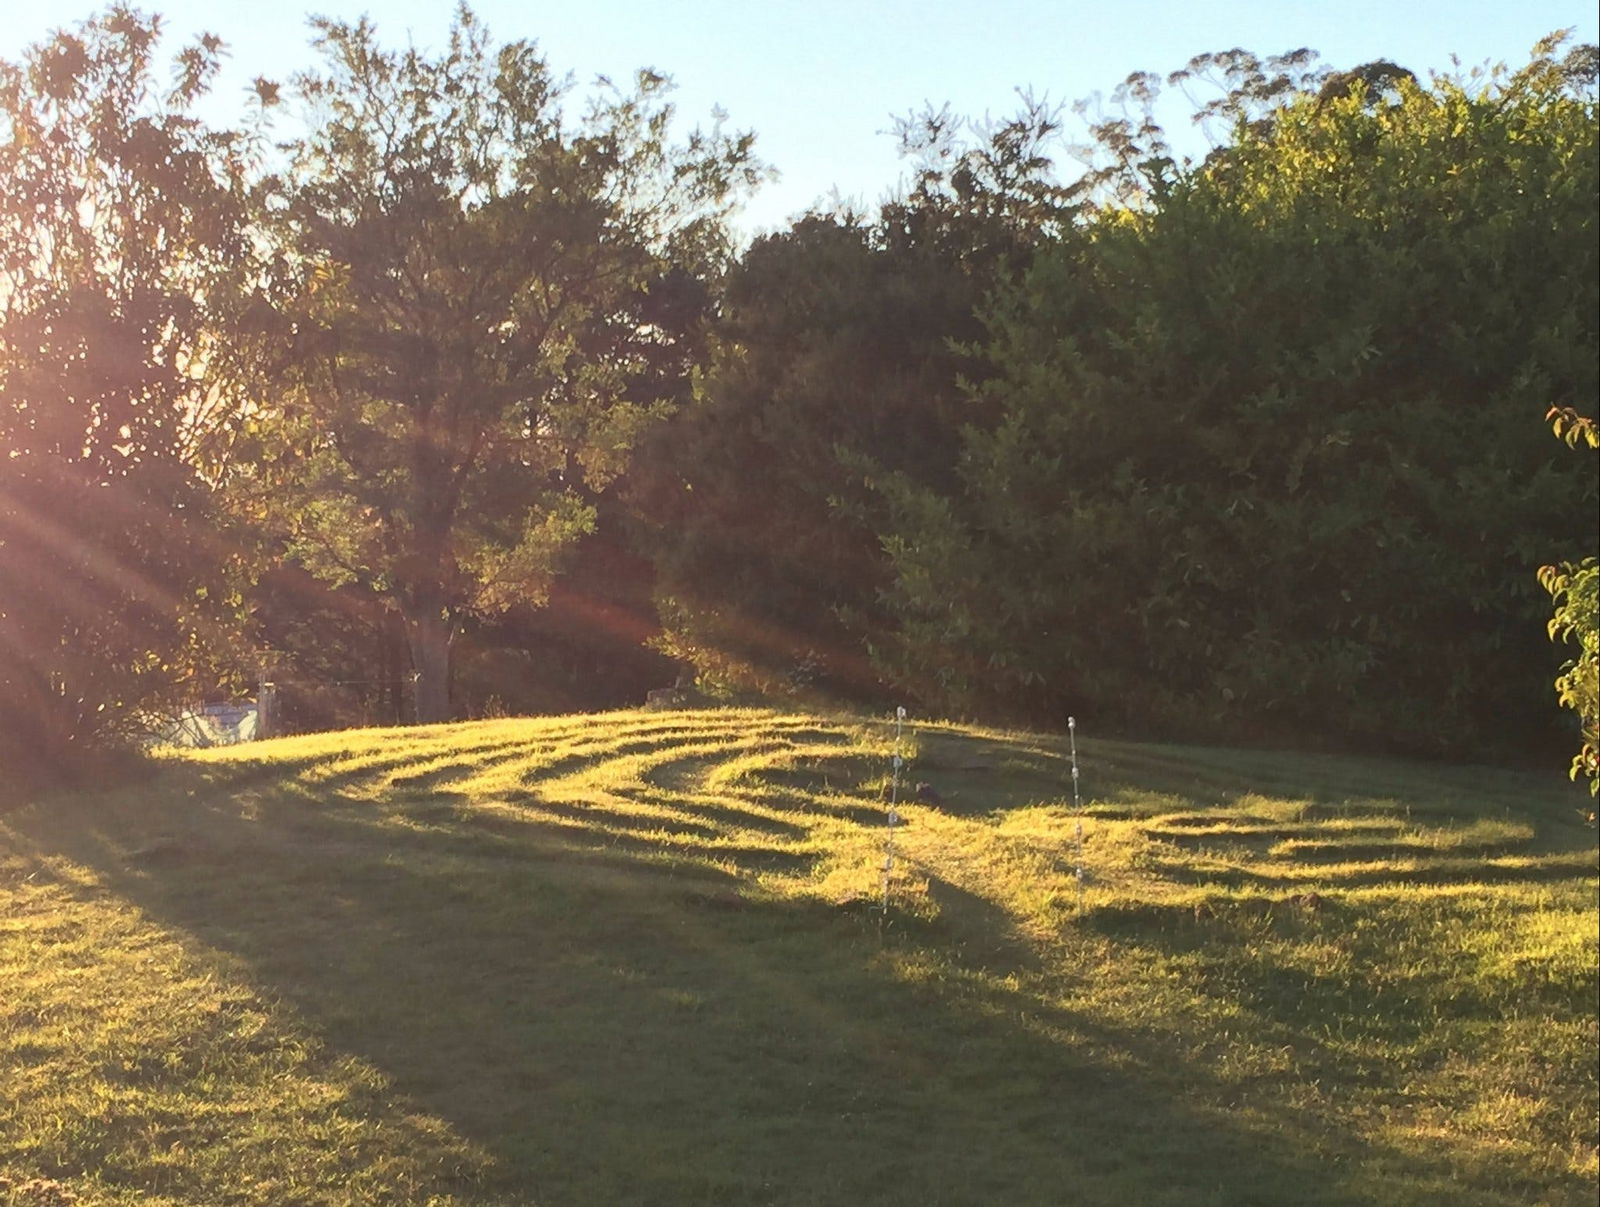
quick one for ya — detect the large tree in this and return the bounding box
[0,9,253,778]
[633,103,1074,699]
[872,39,1598,757]
[252,8,759,722]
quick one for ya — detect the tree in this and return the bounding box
[631,213,979,697]
[633,102,1074,699]
[872,38,1598,756]
[0,9,253,779]
[1540,407,1599,794]
[250,7,760,722]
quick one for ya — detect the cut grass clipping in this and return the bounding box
[2,709,1596,1206]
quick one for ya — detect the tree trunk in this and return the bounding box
[404,606,453,725]
[378,606,406,725]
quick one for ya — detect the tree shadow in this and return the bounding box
[892,859,1045,980]
[5,753,1585,1206]
[1146,850,1597,892]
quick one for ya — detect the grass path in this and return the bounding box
[2,709,1595,1205]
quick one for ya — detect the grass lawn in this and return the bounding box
[2,708,1596,1205]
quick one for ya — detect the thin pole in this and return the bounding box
[882,705,906,920]
[1069,715,1084,914]
[257,653,274,741]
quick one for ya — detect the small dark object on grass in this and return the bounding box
[1193,893,1325,924]
[683,890,748,912]
[913,781,943,805]
[127,835,186,865]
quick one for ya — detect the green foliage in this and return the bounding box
[1539,407,1598,794]
[873,39,1599,755]
[636,104,1074,700]
[1540,560,1599,793]
[1548,404,1600,450]
[244,7,760,722]
[0,9,253,778]
[635,213,980,697]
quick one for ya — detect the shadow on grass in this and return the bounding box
[6,751,1586,1207]
[902,862,1044,981]
[900,725,1596,845]
[1081,887,1597,1060]
[1151,854,1597,893]
[604,785,813,841]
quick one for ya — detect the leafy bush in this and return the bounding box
[871,41,1599,756]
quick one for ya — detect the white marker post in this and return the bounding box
[1069,716,1085,914]
[883,705,906,919]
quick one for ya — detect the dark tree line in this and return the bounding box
[864,42,1598,757]
[2,8,1594,786]
[640,39,1597,765]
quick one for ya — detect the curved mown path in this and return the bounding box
[2,709,1594,1206]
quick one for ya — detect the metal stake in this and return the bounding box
[1069,715,1085,914]
[882,706,906,920]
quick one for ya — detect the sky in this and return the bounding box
[1,0,1595,235]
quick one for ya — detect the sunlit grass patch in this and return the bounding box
[3,709,1595,1205]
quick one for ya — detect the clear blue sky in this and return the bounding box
[3,1,1595,234]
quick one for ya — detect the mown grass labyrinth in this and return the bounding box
[2,709,1596,1206]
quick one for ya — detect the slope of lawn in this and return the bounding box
[1,708,1596,1206]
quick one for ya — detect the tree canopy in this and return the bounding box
[0,8,253,777]
[244,8,761,722]
[634,103,1075,701]
[870,41,1598,756]
[1,12,1593,781]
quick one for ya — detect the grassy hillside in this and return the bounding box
[1,709,1595,1206]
